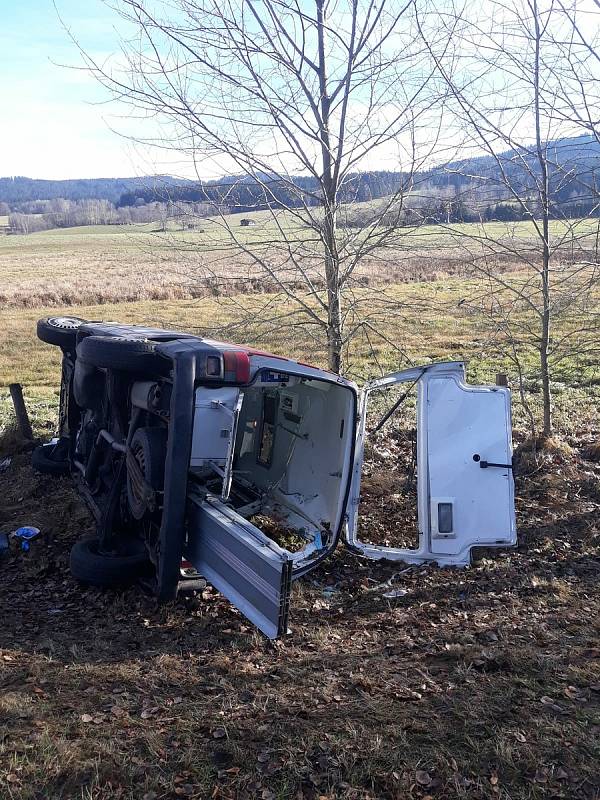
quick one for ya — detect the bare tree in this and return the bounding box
[8,212,51,234]
[70,0,453,374]
[417,0,600,438]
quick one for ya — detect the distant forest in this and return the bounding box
[0,176,170,206]
[2,135,599,233]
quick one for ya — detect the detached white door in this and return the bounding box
[424,367,515,562]
[345,362,516,567]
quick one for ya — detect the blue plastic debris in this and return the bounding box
[13,526,41,552]
[0,532,9,555]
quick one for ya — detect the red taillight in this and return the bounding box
[223,350,250,383]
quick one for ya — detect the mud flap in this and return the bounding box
[185,494,293,639]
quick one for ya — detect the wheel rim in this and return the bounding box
[48,316,83,330]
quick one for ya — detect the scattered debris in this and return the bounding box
[368,568,413,593]
[12,525,41,552]
[383,588,409,599]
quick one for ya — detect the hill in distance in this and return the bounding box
[0,175,192,206]
[2,135,599,213]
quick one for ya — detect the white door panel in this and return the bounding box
[425,375,515,558]
[345,362,516,566]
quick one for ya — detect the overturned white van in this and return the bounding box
[34,317,516,638]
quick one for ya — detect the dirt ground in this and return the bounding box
[1,432,600,800]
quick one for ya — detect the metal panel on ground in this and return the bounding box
[425,375,516,559]
[185,495,293,639]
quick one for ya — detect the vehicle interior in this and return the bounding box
[189,373,356,568]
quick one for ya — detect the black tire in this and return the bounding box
[127,426,168,519]
[37,316,88,349]
[73,358,106,410]
[77,335,170,375]
[70,537,150,587]
[31,441,70,476]
[76,323,103,347]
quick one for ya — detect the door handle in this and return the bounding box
[472,454,513,469]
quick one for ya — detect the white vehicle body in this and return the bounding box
[184,357,516,637]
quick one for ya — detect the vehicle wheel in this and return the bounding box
[69,537,150,587]
[37,316,88,349]
[127,426,168,520]
[31,440,70,476]
[76,323,103,346]
[73,358,106,410]
[77,335,170,375]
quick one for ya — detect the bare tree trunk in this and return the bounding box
[532,0,553,438]
[324,209,343,373]
[540,259,552,438]
[316,0,343,373]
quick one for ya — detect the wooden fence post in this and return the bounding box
[9,383,34,441]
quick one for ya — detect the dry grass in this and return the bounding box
[0,283,599,456]
[0,225,201,307]
[1,216,598,308]
[0,286,453,387]
[0,218,599,798]
[0,230,473,308]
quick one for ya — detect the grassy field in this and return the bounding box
[1,279,599,442]
[1,215,598,308]
[0,216,599,799]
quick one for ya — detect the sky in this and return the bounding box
[2,1,597,182]
[0,0,170,180]
[0,0,432,182]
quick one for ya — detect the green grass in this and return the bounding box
[0,210,307,255]
[4,213,597,251]
[417,215,600,240]
[1,276,599,442]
